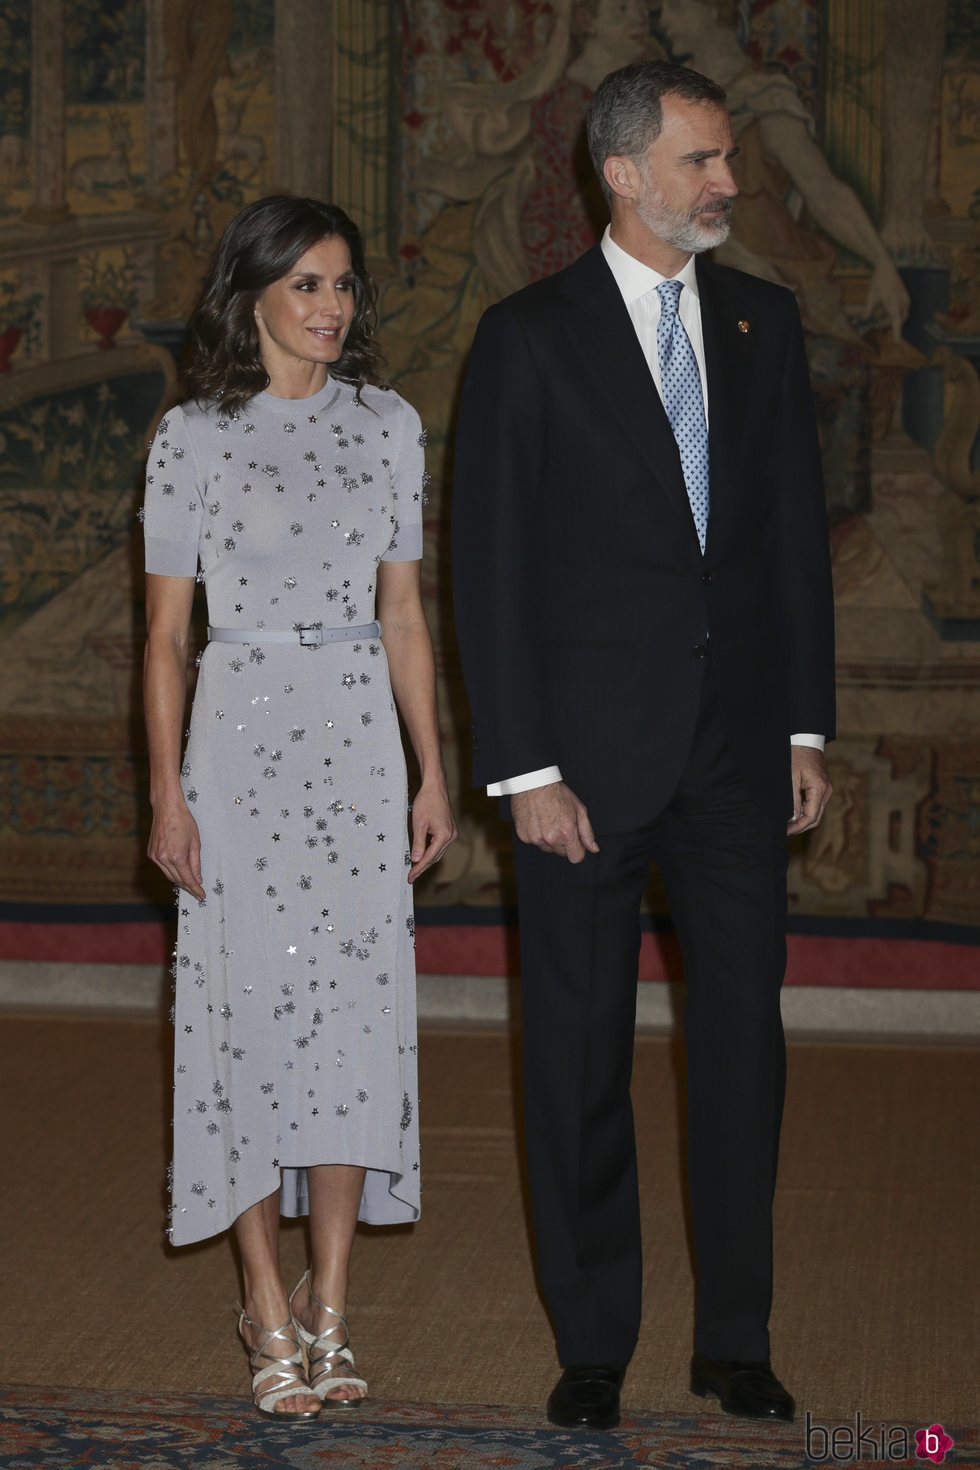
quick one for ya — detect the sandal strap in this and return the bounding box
[291,1271,350,1334]
[309,1341,356,1383]
[238,1307,314,1409]
[311,1373,368,1401]
[307,1346,367,1401]
[289,1271,352,1349]
[253,1365,309,1410]
[252,1357,305,1390]
[289,1271,366,1397]
[254,1377,314,1414]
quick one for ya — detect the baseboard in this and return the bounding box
[1,962,977,1041]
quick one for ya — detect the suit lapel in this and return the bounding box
[696,256,754,547]
[558,248,699,546]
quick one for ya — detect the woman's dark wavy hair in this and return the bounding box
[182,195,385,416]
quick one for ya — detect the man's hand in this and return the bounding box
[511,782,599,863]
[786,747,833,836]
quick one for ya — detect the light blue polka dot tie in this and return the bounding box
[656,279,709,551]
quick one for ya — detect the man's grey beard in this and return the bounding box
[636,190,733,253]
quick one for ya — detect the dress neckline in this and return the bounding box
[250,378,344,414]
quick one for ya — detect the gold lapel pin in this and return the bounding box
[737,319,751,334]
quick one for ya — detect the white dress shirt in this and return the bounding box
[487,227,823,797]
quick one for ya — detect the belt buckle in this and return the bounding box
[297,624,323,648]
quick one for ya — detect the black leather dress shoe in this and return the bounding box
[690,1353,795,1422]
[546,1364,626,1430]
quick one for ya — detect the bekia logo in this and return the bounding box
[915,1424,954,1464]
[806,1412,955,1463]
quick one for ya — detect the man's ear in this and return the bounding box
[602,153,639,202]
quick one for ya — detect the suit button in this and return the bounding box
[692,643,708,659]
[702,572,712,585]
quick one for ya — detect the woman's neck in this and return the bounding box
[261,360,330,401]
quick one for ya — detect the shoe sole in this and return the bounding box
[256,1408,321,1422]
[546,1411,621,1431]
[690,1377,793,1422]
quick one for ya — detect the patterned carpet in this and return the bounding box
[0,1384,876,1469]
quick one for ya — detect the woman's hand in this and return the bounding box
[148,797,206,901]
[408,780,457,883]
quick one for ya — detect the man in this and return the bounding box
[452,62,835,1429]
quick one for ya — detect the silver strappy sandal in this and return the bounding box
[237,1306,321,1421]
[289,1270,368,1408]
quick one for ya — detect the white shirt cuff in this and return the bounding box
[486,739,823,795]
[487,765,563,796]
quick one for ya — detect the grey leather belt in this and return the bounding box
[208,621,381,647]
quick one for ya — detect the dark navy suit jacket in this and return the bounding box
[451,245,836,833]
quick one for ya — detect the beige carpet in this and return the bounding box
[2,1015,976,1424]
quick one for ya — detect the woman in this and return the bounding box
[142,195,456,1420]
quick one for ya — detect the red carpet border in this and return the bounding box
[1,919,978,988]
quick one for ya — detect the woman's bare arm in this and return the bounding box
[376,559,456,881]
[144,573,206,900]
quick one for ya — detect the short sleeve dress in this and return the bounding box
[142,376,425,1246]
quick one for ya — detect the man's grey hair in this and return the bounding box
[586,61,728,202]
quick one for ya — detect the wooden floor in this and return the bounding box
[2,1014,976,1425]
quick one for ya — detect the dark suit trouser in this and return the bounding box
[512,665,788,1367]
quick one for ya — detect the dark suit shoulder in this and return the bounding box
[477,273,570,336]
[697,257,798,316]
[478,247,604,334]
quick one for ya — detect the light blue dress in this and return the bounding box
[142,377,425,1246]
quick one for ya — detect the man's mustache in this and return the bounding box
[690,200,733,220]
